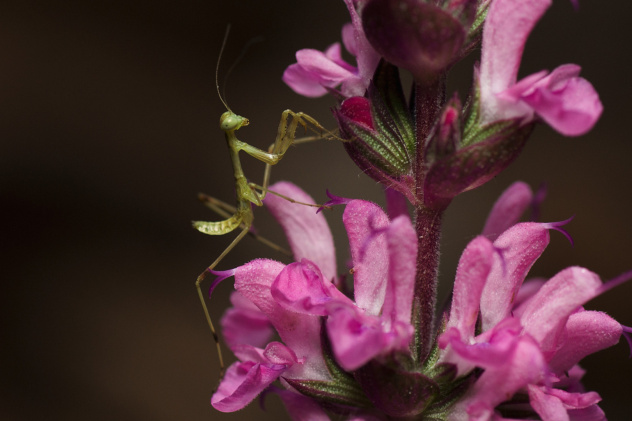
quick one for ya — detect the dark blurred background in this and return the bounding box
[2,1,630,420]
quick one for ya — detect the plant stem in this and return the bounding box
[410,76,447,363]
[411,204,443,363]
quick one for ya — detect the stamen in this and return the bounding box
[317,190,354,213]
[599,269,632,295]
[621,325,632,358]
[543,216,575,246]
[208,268,237,297]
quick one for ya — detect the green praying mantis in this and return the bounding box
[194,30,333,383]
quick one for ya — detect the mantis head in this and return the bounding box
[220,111,250,132]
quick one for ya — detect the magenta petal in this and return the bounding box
[547,387,602,409]
[528,385,571,421]
[262,341,300,365]
[211,361,286,412]
[282,64,330,98]
[519,267,603,357]
[381,215,417,326]
[326,303,385,370]
[480,223,550,331]
[482,181,533,241]
[567,405,607,421]
[342,0,381,97]
[451,335,546,418]
[548,310,622,373]
[326,302,411,371]
[234,259,328,380]
[265,181,337,282]
[295,48,355,80]
[221,293,274,350]
[343,200,390,316]
[480,0,552,120]
[384,187,408,219]
[521,67,603,136]
[529,385,603,421]
[443,330,518,369]
[275,389,329,421]
[282,45,357,98]
[271,259,348,316]
[446,236,495,339]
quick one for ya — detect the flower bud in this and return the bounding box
[362,0,468,84]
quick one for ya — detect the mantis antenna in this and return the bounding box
[216,25,232,112]
[216,25,263,113]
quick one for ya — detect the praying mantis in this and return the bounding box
[194,31,332,383]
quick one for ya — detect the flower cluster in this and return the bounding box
[209,181,629,420]
[198,0,630,419]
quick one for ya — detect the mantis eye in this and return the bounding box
[220,111,249,131]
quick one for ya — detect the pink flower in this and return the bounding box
[439,182,623,420]
[209,181,417,414]
[479,0,603,136]
[207,181,628,419]
[282,0,380,98]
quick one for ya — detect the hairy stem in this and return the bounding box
[411,205,443,363]
[410,75,447,363]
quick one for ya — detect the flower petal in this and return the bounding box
[265,181,337,282]
[520,65,603,136]
[326,301,412,371]
[519,267,602,357]
[480,223,550,331]
[221,292,274,350]
[282,64,330,98]
[450,335,546,419]
[211,361,286,412]
[480,0,552,121]
[343,200,390,316]
[446,236,495,339]
[548,310,622,373]
[271,259,348,316]
[234,259,329,380]
[342,0,381,97]
[381,215,417,326]
[482,181,533,241]
[528,385,571,421]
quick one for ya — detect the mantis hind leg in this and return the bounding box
[196,225,250,386]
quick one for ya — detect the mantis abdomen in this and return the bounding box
[193,211,243,235]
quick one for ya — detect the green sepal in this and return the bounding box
[283,377,372,408]
[369,61,416,158]
[339,118,410,175]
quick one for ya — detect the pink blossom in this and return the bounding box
[208,181,627,419]
[440,184,623,420]
[479,0,602,136]
[210,181,417,412]
[282,0,380,98]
